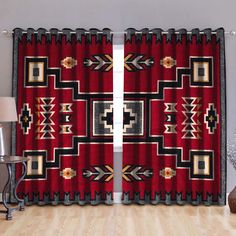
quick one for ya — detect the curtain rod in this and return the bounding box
[1,29,236,36]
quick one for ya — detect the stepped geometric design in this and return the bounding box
[182,97,202,139]
[19,103,33,134]
[123,103,137,133]
[35,97,55,139]
[204,103,219,134]
[99,104,113,134]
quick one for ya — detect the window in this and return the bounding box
[113,44,124,152]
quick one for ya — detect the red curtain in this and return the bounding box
[123,28,226,205]
[13,28,113,205]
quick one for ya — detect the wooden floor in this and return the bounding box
[0,204,236,236]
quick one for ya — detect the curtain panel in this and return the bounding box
[12,28,113,205]
[122,28,226,205]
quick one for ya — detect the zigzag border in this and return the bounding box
[18,192,113,206]
[122,191,225,206]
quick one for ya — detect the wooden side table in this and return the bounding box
[0,156,28,220]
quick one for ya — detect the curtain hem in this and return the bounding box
[17,192,113,206]
[122,192,226,206]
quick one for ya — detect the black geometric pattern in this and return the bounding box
[124,110,136,126]
[24,150,47,179]
[19,103,33,134]
[124,58,214,142]
[123,101,144,135]
[24,133,86,180]
[204,103,219,134]
[93,101,113,136]
[35,97,55,140]
[60,114,72,123]
[25,57,47,87]
[33,68,40,76]
[190,57,213,86]
[182,97,202,139]
[125,57,213,103]
[24,56,113,143]
[190,151,214,179]
[165,114,176,123]
[101,110,113,126]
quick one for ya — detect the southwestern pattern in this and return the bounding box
[13,28,113,205]
[123,28,226,205]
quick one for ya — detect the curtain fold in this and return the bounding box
[122,28,226,205]
[13,28,113,205]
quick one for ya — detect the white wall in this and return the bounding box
[0,0,236,193]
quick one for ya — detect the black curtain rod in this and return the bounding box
[1,29,236,36]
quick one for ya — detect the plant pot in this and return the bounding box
[228,187,236,213]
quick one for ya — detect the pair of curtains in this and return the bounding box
[13,28,226,205]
